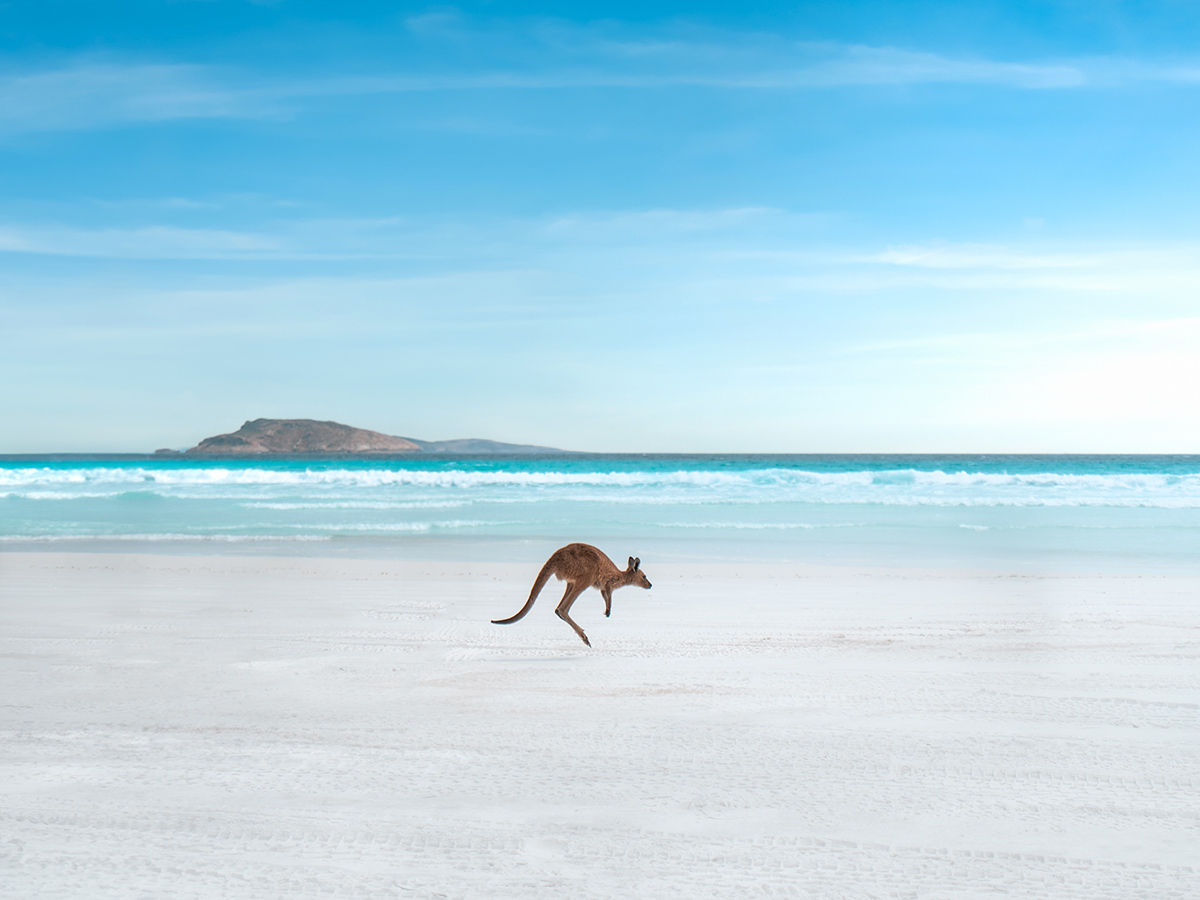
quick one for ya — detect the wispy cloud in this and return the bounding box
[844,315,1200,355]
[863,241,1200,292]
[873,244,1098,270]
[0,207,796,260]
[731,45,1085,89]
[0,54,1082,138]
[5,211,1200,318]
[9,17,1200,136]
[0,64,280,134]
[307,45,1086,91]
[0,223,283,258]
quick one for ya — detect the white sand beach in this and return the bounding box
[2,551,1197,899]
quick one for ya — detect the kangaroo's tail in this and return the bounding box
[492,561,555,625]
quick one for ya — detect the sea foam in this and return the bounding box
[3,464,1199,507]
[3,457,1200,560]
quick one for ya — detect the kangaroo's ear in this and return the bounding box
[628,556,636,570]
[634,557,641,570]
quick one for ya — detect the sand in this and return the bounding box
[1,551,1198,899]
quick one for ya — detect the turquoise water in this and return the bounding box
[2,455,1199,570]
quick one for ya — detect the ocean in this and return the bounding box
[2,454,1199,571]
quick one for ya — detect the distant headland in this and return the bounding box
[155,418,569,456]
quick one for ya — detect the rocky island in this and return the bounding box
[164,418,566,456]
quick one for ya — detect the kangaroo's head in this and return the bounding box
[626,556,652,589]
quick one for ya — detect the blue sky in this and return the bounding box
[2,1,1199,452]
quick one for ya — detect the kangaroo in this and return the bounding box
[491,543,652,647]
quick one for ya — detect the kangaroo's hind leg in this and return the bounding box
[555,581,593,647]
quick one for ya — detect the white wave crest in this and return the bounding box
[0,466,752,489]
[4,464,1200,509]
[654,521,856,530]
[238,500,471,510]
[275,520,511,532]
[0,534,332,543]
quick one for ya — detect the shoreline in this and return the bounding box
[3,533,1197,576]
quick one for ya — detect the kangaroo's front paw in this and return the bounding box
[604,610,611,618]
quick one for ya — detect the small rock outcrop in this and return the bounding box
[185,419,420,456]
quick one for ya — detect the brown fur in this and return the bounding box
[491,543,652,646]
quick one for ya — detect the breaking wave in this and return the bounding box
[3,464,1199,507]
[0,534,333,543]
